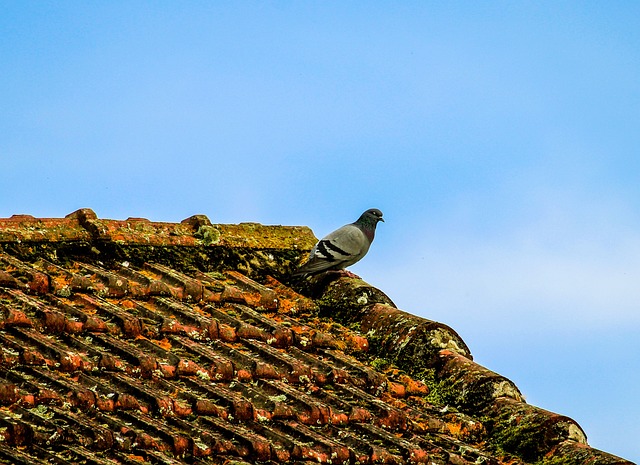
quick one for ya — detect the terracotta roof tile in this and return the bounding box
[0,214,92,243]
[0,210,634,465]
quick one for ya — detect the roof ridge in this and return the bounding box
[0,209,317,280]
[0,207,315,248]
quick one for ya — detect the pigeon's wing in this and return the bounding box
[294,224,370,275]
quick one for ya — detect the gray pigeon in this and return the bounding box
[293,209,384,277]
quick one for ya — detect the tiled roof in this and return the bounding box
[0,209,634,465]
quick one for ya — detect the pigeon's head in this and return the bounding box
[359,208,384,224]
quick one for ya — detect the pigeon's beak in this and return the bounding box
[379,217,385,223]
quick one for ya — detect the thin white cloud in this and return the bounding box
[366,187,640,330]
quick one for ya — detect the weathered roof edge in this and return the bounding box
[311,276,633,465]
[0,208,316,249]
[0,208,316,280]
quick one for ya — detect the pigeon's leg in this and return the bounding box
[341,270,361,279]
[326,269,361,279]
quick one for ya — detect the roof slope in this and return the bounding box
[0,209,634,465]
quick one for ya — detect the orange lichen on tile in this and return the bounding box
[263,275,319,314]
[399,374,429,396]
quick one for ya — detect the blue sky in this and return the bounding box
[2,2,639,461]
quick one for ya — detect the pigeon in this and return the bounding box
[293,208,384,277]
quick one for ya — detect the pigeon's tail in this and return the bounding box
[290,259,312,278]
[291,261,324,278]
[290,268,309,278]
